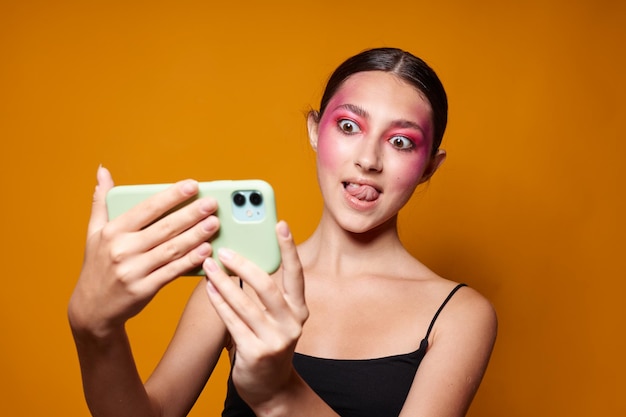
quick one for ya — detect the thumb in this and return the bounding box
[276,221,306,309]
[87,165,115,237]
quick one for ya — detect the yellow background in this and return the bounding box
[1,0,624,415]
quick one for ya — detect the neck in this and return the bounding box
[298,212,407,277]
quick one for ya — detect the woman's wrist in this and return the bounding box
[68,302,126,348]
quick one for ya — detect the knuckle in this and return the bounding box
[298,306,310,323]
[161,240,182,260]
[284,329,302,345]
[286,318,304,340]
[142,198,163,219]
[125,281,152,302]
[100,222,118,243]
[157,216,176,237]
[185,248,206,270]
[186,249,201,266]
[284,261,303,277]
[152,262,177,283]
[111,263,134,284]
[108,244,129,264]
[266,336,290,354]
[256,277,277,295]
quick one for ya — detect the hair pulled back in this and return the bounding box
[313,47,448,156]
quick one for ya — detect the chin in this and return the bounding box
[337,214,396,236]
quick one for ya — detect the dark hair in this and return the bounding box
[312,47,448,156]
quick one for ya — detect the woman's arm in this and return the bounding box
[71,281,229,417]
[399,286,498,417]
[144,280,229,416]
[68,166,224,417]
[71,325,160,417]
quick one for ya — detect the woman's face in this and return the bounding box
[308,70,446,234]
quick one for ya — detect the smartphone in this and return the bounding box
[106,179,281,275]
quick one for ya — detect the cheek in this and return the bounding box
[316,118,342,171]
[391,156,430,190]
[317,140,339,171]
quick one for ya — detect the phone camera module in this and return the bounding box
[233,192,246,207]
[249,192,263,206]
[231,189,266,222]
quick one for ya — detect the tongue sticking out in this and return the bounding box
[344,183,380,202]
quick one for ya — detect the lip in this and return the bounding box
[341,178,383,194]
[341,178,383,209]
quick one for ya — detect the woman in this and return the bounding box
[69,47,497,417]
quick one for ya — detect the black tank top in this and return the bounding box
[221,283,466,417]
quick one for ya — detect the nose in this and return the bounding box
[354,137,383,172]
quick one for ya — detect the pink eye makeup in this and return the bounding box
[385,122,428,153]
[337,118,362,134]
[388,135,414,150]
[320,95,431,155]
[328,104,368,135]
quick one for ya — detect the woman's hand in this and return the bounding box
[68,166,219,339]
[203,221,309,411]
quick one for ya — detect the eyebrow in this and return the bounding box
[335,103,369,119]
[333,103,426,134]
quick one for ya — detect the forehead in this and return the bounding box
[327,71,433,125]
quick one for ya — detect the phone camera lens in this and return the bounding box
[249,192,263,206]
[233,193,246,206]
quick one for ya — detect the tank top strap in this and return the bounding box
[423,283,467,340]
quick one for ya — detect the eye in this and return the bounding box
[338,119,361,134]
[389,136,414,150]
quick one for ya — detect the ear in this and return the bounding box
[307,112,319,151]
[419,149,446,184]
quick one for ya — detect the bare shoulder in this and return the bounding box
[399,279,497,415]
[429,280,498,352]
[386,253,497,338]
[403,256,497,332]
[393,254,497,353]
[446,284,496,318]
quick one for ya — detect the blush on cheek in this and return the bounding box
[315,116,341,170]
[316,137,339,171]
[395,156,431,188]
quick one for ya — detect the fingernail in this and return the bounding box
[182,180,198,195]
[204,257,218,272]
[201,216,218,232]
[96,164,106,184]
[218,248,234,260]
[197,243,211,257]
[95,165,103,192]
[199,199,215,214]
[278,221,291,238]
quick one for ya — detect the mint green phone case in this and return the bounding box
[106,180,281,275]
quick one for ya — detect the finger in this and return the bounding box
[133,196,218,253]
[217,248,290,319]
[137,214,219,276]
[113,241,213,303]
[118,212,218,285]
[112,179,202,233]
[204,258,262,341]
[275,221,306,308]
[145,241,214,289]
[87,165,115,237]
